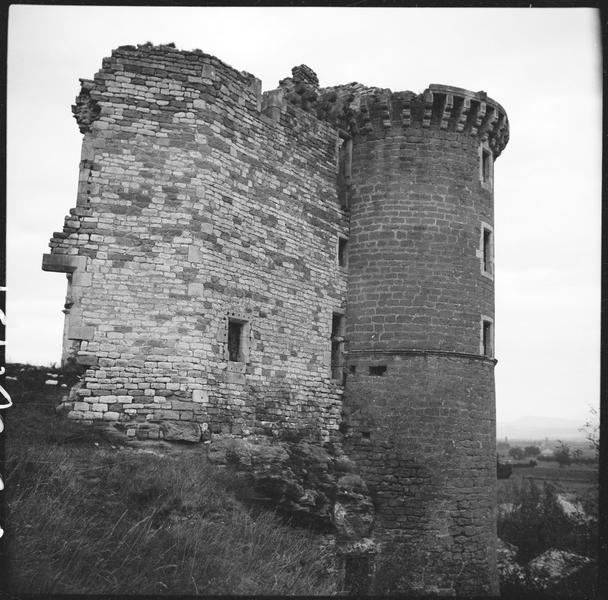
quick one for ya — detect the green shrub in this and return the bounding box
[497,480,597,563]
[497,460,512,479]
[508,447,525,460]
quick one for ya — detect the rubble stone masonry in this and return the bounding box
[43,44,509,595]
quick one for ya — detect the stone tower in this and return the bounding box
[341,86,508,594]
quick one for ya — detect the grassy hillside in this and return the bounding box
[2,364,337,595]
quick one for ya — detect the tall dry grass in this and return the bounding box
[3,366,336,595]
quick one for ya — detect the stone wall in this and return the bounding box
[43,44,348,441]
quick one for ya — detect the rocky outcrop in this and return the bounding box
[555,494,591,523]
[496,538,526,586]
[497,538,596,593]
[205,434,380,593]
[334,474,374,541]
[527,549,594,590]
[206,435,374,536]
[205,434,377,592]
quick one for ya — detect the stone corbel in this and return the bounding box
[43,254,95,345]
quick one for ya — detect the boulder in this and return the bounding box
[528,549,593,590]
[556,494,589,523]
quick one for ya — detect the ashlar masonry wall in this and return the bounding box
[43,44,348,441]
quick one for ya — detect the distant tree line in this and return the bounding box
[501,442,597,470]
[508,446,541,461]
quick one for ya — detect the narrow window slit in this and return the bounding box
[481,149,491,183]
[338,237,348,267]
[331,313,345,381]
[482,320,493,358]
[483,228,492,274]
[228,320,244,362]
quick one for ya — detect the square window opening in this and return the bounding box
[369,365,387,377]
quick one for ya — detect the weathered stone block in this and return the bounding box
[192,389,209,403]
[72,271,92,286]
[160,420,201,442]
[77,353,98,366]
[226,371,245,385]
[68,325,95,341]
[187,282,204,296]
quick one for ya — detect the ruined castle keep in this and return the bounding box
[42,43,508,595]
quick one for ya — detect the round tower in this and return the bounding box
[342,85,509,595]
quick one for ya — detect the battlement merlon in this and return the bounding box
[310,83,508,158]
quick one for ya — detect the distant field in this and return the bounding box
[497,461,598,504]
[496,439,598,498]
[512,462,597,480]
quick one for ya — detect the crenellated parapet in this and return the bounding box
[266,67,509,157]
[352,84,509,157]
[313,82,509,158]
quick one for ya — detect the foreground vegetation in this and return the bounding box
[3,365,600,596]
[498,479,597,562]
[497,470,598,598]
[3,365,335,595]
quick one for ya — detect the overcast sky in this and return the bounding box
[5,6,602,427]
